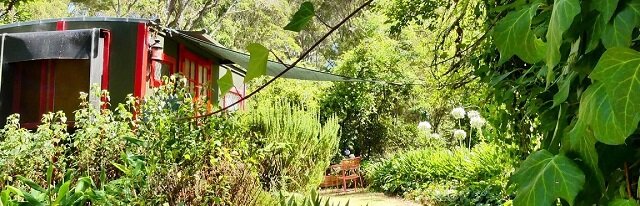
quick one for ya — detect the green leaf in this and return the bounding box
[1,190,9,206]
[17,176,45,192]
[493,4,546,64]
[283,2,315,32]
[602,1,640,48]
[609,199,640,206]
[244,43,269,83]
[47,166,54,186]
[577,83,631,145]
[586,14,607,53]
[590,47,640,144]
[592,0,619,23]
[111,162,130,175]
[511,150,585,206]
[545,0,581,70]
[218,69,234,96]
[4,186,22,198]
[562,95,605,201]
[53,181,71,205]
[124,136,144,146]
[553,72,576,107]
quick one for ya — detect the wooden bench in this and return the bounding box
[320,157,363,192]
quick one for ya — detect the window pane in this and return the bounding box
[53,60,90,121]
[11,60,43,124]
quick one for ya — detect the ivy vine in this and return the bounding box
[491,0,640,205]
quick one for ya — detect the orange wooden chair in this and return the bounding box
[338,157,363,192]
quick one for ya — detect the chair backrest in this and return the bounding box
[340,157,361,170]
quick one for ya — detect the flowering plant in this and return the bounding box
[451,107,466,119]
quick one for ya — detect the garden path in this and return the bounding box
[320,190,421,206]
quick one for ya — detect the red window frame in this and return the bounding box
[179,45,213,100]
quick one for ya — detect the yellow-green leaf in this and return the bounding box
[218,69,234,96]
[511,150,585,206]
[53,181,71,205]
[493,4,546,64]
[284,2,315,32]
[590,47,640,144]
[609,199,640,206]
[244,43,269,83]
[545,0,581,70]
[601,1,640,48]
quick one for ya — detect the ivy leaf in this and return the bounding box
[545,0,581,70]
[562,84,607,200]
[283,2,315,32]
[575,83,630,145]
[609,199,640,206]
[602,1,640,48]
[590,48,640,144]
[493,4,546,64]
[552,72,576,107]
[586,14,607,53]
[592,0,619,23]
[219,69,234,96]
[511,150,585,206]
[244,43,269,83]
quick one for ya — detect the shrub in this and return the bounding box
[364,143,513,205]
[247,99,340,192]
[0,77,259,205]
[0,75,342,205]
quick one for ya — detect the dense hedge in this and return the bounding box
[364,143,514,205]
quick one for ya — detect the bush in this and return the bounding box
[247,99,340,192]
[0,75,342,205]
[364,143,513,205]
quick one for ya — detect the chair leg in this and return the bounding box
[342,178,346,192]
[354,179,357,192]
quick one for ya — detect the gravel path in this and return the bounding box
[320,189,421,206]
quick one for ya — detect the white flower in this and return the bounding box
[431,133,441,139]
[418,121,432,131]
[453,129,467,140]
[467,110,480,119]
[470,117,487,129]
[451,107,466,119]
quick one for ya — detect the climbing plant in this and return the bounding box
[488,0,640,205]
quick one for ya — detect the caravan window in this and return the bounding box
[179,46,213,102]
[10,59,90,127]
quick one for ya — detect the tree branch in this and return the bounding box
[185,0,375,120]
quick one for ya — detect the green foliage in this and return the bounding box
[247,99,340,192]
[283,1,314,32]
[219,69,235,96]
[245,43,270,83]
[319,30,419,158]
[493,4,545,64]
[1,170,105,206]
[609,199,640,206]
[478,0,640,204]
[277,190,350,206]
[589,48,640,144]
[0,75,340,205]
[510,150,585,206]
[364,143,513,205]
